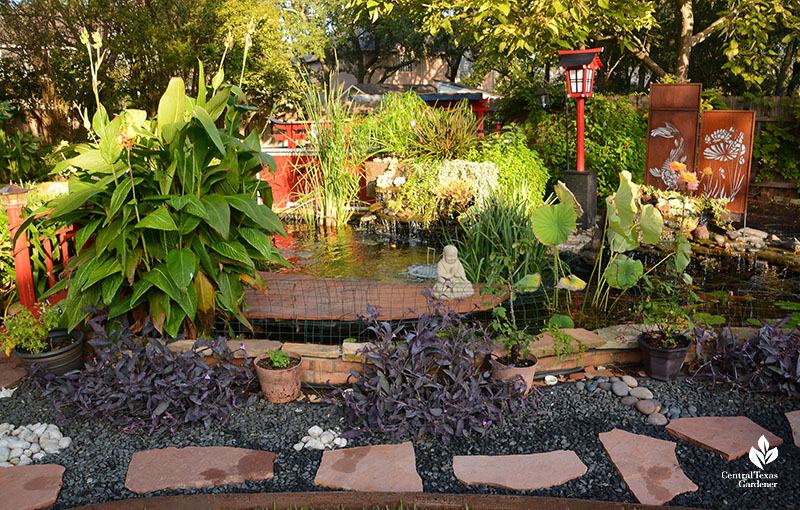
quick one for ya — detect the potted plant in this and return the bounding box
[2,302,84,375]
[489,305,538,396]
[637,270,696,381]
[253,349,303,403]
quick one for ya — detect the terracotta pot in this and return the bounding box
[253,352,303,403]
[491,355,539,397]
[14,330,84,376]
[638,333,691,382]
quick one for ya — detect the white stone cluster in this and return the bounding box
[293,425,347,451]
[0,423,72,467]
[0,387,15,399]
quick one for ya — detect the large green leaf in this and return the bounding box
[129,279,154,307]
[101,273,124,305]
[201,194,230,239]
[157,77,187,143]
[169,195,209,219]
[217,271,242,313]
[142,265,194,320]
[107,178,132,223]
[209,241,254,267]
[532,202,576,246]
[639,204,663,245]
[603,256,644,289]
[239,227,290,265]
[225,195,285,234]
[99,115,124,164]
[554,181,583,218]
[607,228,639,253]
[48,183,105,219]
[675,234,691,272]
[75,219,101,251]
[81,257,123,291]
[614,170,638,228]
[135,207,178,231]
[206,88,231,121]
[192,236,215,279]
[167,249,197,289]
[178,214,202,235]
[193,105,225,155]
[62,149,117,173]
[196,59,207,108]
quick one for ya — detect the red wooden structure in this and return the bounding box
[1,185,74,311]
[558,48,604,173]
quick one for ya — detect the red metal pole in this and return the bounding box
[6,205,36,310]
[576,97,585,173]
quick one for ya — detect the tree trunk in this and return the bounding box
[775,38,797,96]
[674,0,694,81]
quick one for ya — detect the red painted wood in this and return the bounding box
[5,204,36,310]
[576,98,586,173]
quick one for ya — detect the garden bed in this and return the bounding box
[1,377,796,510]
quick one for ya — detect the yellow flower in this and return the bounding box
[680,171,697,184]
[669,161,686,172]
[702,166,713,176]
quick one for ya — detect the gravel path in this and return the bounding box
[1,377,797,510]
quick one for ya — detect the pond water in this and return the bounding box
[269,223,800,330]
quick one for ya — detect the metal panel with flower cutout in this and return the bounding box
[696,110,755,214]
[644,84,702,191]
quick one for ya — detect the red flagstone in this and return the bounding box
[0,353,26,388]
[786,410,800,447]
[0,464,65,510]
[124,446,275,494]
[453,451,587,491]
[314,442,422,492]
[665,416,783,461]
[599,429,698,506]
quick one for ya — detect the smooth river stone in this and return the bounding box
[599,429,698,506]
[629,387,654,400]
[621,375,638,387]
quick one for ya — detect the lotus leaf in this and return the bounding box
[532,202,576,246]
[556,274,587,291]
[516,273,541,292]
[548,314,575,328]
[554,181,583,218]
[639,204,663,244]
[603,256,644,289]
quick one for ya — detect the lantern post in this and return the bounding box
[557,47,604,227]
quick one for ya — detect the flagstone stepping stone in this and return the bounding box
[315,442,422,492]
[0,464,65,510]
[124,446,275,494]
[599,429,697,506]
[452,451,587,491]
[786,411,800,447]
[665,416,783,461]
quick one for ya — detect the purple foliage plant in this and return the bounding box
[331,302,531,443]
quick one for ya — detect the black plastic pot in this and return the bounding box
[638,333,691,382]
[14,329,85,376]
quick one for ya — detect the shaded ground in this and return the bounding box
[0,377,796,510]
[742,199,800,239]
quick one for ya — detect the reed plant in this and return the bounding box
[454,183,546,284]
[296,77,370,229]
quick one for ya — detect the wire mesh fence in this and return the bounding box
[212,273,552,344]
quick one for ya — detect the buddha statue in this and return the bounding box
[431,245,474,300]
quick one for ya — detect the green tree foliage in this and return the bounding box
[527,94,648,197]
[0,0,308,141]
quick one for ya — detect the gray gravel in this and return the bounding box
[0,377,797,509]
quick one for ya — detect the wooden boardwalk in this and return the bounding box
[244,272,504,321]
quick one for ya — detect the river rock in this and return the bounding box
[635,400,657,415]
[307,426,323,438]
[611,382,630,397]
[630,387,654,400]
[58,437,72,449]
[599,382,612,391]
[647,413,669,426]
[0,447,9,463]
[621,375,638,388]
[693,225,709,240]
[621,396,639,406]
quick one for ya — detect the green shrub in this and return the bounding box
[466,126,549,208]
[753,102,800,190]
[527,94,648,197]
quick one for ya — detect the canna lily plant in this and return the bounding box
[20,29,288,338]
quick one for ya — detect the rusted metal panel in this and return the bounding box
[648,83,702,111]
[644,84,702,190]
[696,110,755,214]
